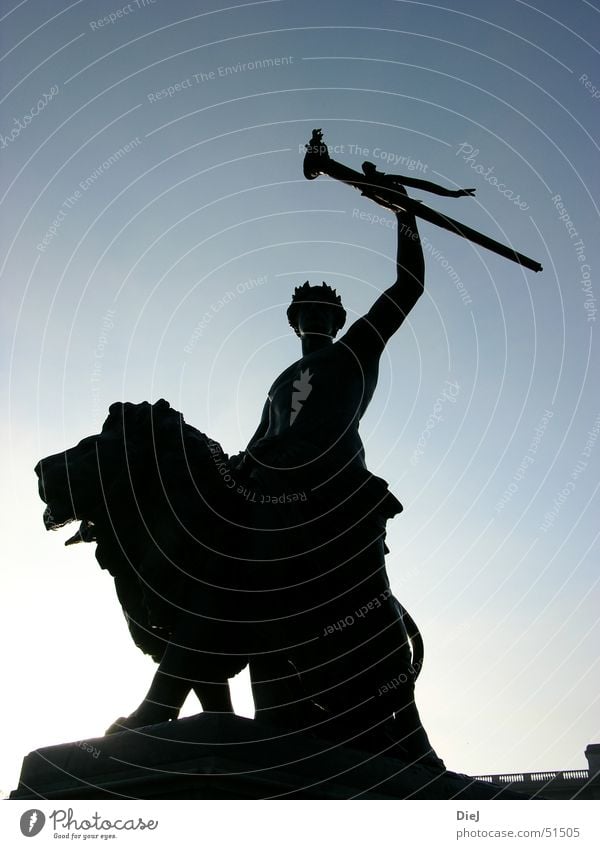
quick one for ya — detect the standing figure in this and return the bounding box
[236,203,442,766]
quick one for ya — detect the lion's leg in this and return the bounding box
[105,659,235,734]
[137,638,235,716]
[249,654,317,728]
[169,617,235,713]
[105,652,192,734]
[191,681,234,713]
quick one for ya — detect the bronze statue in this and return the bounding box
[35,130,496,768]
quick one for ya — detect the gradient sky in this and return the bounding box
[1,0,599,794]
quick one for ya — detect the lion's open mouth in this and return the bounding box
[42,505,75,531]
[35,456,80,530]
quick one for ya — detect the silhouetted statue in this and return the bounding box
[35,149,446,767]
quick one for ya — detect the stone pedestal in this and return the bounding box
[10,714,523,800]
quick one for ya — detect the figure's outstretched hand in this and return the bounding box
[453,188,476,197]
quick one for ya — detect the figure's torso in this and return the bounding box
[251,331,381,470]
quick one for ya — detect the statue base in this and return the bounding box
[10,714,524,800]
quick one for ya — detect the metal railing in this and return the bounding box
[474,770,589,785]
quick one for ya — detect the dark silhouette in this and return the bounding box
[35,139,448,768]
[304,128,542,272]
[236,210,437,762]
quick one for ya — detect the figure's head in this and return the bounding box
[286,281,346,339]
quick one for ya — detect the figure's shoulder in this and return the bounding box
[337,314,385,359]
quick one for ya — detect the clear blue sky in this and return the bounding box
[1,0,599,793]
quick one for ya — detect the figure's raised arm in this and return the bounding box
[347,207,424,352]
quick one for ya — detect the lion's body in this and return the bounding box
[35,399,423,735]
